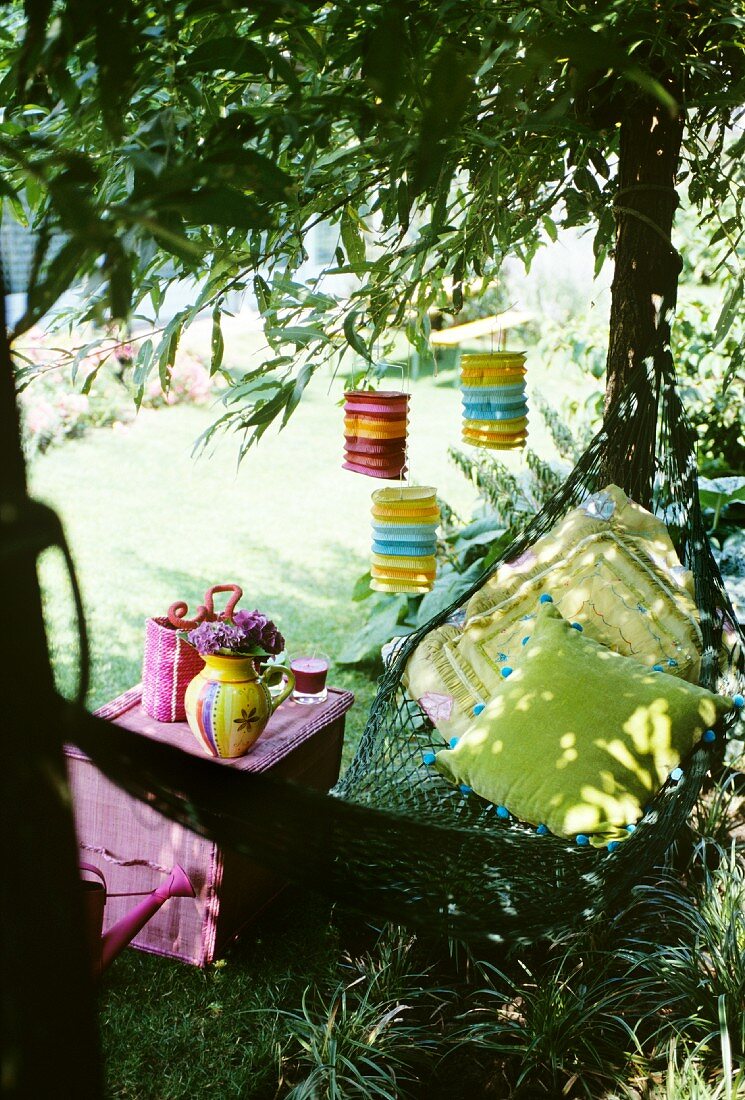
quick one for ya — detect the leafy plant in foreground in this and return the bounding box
[272,927,443,1099]
[618,848,745,1065]
[453,949,643,1098]
[615,1037,745,1100]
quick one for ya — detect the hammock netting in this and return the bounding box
[67,345,743,945]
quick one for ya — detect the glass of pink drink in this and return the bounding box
[289,653,330,704]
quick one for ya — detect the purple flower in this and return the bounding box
[186,608,284,656]
[259,623,284,655]
[187,621,223,655]
[187,620,245,655]
[233,609,285,655]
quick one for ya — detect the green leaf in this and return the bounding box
[587,148,609,180]
[142,217,205,263]
[206,145,292,197]
[340,207,366,266]
[135,338,153,377]
[542,215,558,243]
[452,253,464,311]
[282,361,315,426]
[624,67,678,118]
[182,37,270,75]
[265,326,327,347]
[106,241,132,321]
[254,274,270,313]
[396,180,411,232]
[337,596,407,665]
[210,305,224,375]
[415,560,483,626]
[351,571,373,602]
[81,364,102,395]
[714,276,743,345]
[168,186,265,230]
[698,476,745,510]
[343,310,371,361]
[154,315,183,391]
[723,339,743,392]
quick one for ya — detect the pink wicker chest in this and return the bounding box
[64,685,354,966]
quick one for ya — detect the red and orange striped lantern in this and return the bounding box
[343,390,409,479]
[460,352,528,450]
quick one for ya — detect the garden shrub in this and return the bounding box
[15,327,222,456]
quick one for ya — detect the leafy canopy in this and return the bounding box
[3,0,745,451]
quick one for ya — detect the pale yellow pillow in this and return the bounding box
[404,486,703,741]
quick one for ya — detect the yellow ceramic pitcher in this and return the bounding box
[184,654,294,758]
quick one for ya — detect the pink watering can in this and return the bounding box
[80,862,195,976]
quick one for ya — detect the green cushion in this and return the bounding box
[434,603,734,847]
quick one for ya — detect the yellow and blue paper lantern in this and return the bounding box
[460,352,528,450]
[370,486,440,593]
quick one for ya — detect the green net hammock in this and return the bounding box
[68,345,744,944]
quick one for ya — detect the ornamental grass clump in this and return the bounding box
[185,610,285,658]
[618,846,745,1063]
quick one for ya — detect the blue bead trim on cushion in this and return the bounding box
[539,593,553,604]
[449,736,460,748]
[667,659,678,667]
[625,824,636,833]
[496,805,510,819]
[459,784,473,794]
[422,751,436,765]
[522,636,530,645]
[734,694,744,708]
[607,841,620,852]
[702,729,716,743]
[473,703,485,716]
[575,834,590,846]
[571,622,583,631]
[669,767,684,783]
[652,664,664,672]
[536,824,549,835]
[501,667,513,678]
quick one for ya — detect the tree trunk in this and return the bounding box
[603,89,684,505]
[0,297,102,1095]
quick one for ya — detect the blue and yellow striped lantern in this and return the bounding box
[370,486,440,594]
[460,351,528,450]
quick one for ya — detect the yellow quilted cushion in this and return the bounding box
[404,486,703,741]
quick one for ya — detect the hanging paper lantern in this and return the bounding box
[370,486,439,593]
[460,352,528,450]
[343,391,409,479]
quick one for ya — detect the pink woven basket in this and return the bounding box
[141,617,205,723]
[141,585,244,723]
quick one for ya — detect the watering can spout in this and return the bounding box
[81,863,195,975]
